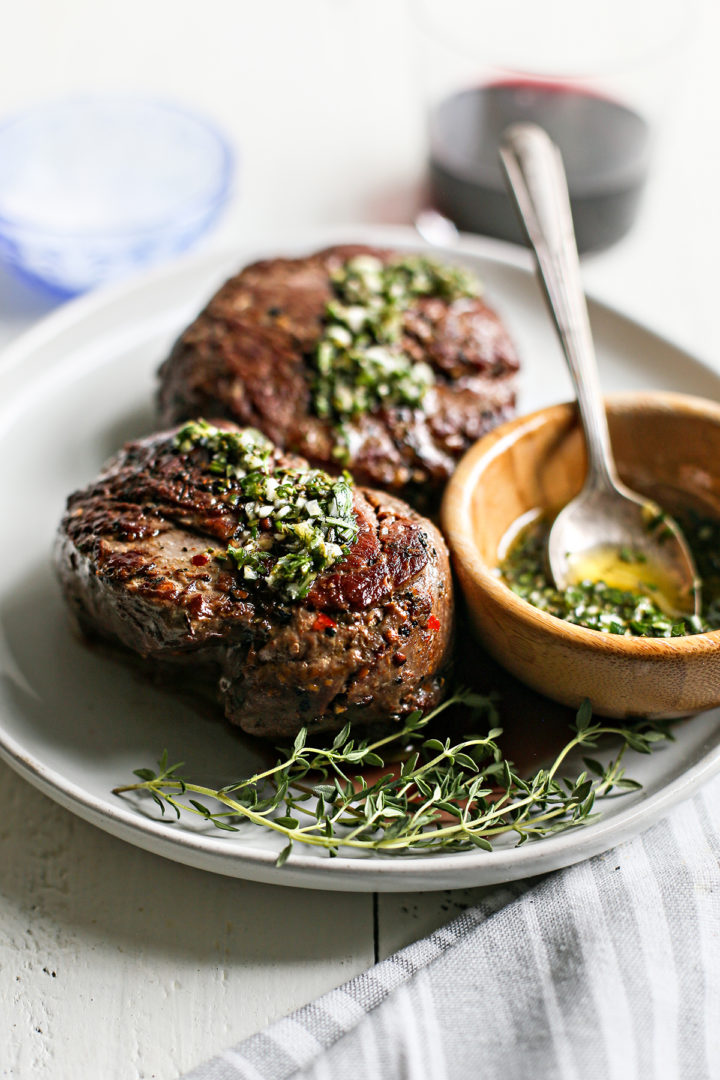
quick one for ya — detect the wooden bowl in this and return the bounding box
[441,391,720,719]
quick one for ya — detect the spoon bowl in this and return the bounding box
[547,484,700,618]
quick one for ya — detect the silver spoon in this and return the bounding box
[499,122,700,618]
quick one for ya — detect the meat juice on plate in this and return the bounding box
[429,80,651,252]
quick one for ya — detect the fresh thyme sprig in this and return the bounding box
[113,692,674,867]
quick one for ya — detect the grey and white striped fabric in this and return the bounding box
[181,774,720,1080]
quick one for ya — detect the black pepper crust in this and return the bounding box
[55,425,454,738]
[157,244,519,508]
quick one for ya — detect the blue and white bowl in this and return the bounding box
[0,96,234,295]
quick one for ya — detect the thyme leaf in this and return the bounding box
[113,693,674,866]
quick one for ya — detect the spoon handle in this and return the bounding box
[499,123,618,491]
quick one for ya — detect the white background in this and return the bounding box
[1,2,719,1077]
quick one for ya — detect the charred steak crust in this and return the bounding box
[157,244,519,505]
[55,426,454,739]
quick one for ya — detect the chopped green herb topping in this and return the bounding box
[500,516,718,638]
[175,420,359,600]
[312,254,480,450]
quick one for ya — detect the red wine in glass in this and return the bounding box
[429,80,652,253]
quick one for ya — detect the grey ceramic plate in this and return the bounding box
[2,224,720,892]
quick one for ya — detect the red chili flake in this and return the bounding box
[312,613,337,632]
[427,615,441,632]
[191,553,210,566]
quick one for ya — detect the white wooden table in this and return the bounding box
[1,2,719,1076]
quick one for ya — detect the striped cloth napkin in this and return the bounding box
[182,774,720,1080]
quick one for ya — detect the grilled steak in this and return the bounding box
[55,422,453,739]
[158,245,519,508]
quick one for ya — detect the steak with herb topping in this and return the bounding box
[157,245,519,508]
[55,422,453,738]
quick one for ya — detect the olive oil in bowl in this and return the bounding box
[499,515,714,638]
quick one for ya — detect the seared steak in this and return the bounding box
[55,422,453,738]
[158,245,519,508]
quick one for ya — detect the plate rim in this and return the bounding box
[2,223,720,890]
